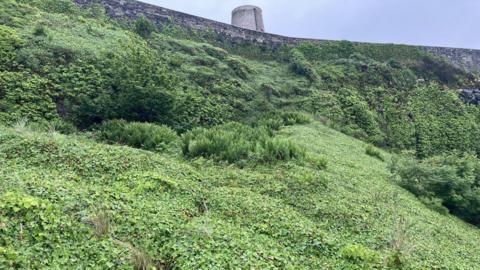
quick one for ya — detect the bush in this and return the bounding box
[182,122,304,164]
[289,49,318,82]
[340,244,381,267]
[258,117,284,131]
[226,56,251,79]
[98,120,179,153]
[33,24,47,36]
[0,25,23,71]
[134,16,156,38]
[280,111,312,126]
[390,154,480,226]
[258,111,312,132]
[366,145,384,161]
[307,155,328,170]
[22,118,77,134]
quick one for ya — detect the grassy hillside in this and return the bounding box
[1,0,480,269]
[2,123,480,269]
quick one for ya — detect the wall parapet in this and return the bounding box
[74,0,480,72]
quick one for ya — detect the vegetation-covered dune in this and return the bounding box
[1,0,480,268]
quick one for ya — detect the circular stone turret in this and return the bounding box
[231,5,265,32]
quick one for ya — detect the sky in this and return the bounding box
[141,0,479,49]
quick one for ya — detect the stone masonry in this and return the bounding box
[231,5,265,32]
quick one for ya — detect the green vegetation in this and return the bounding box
[2,123,480,269]
[1,0,480,268]
[3,0,479,156]
[366,145,385,161]
[182,122,304,165]
[391,153,480,225]
[98,120,179,153]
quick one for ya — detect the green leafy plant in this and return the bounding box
[340,243,381,267]
[366,145,384,161]
[98,119,179,153]
[390,153,480,226]
[182,122,304,164]
[134,16,156,38]
[289,48,318,82]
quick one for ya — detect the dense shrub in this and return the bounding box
[258,117,284,131]
[182,122,304,164]
[55,43,176,128]
[289,49,318,82]
[99,119,179,152]
[337,89,384,145]
[258,111,312,132]
[280,111,312,126]
[226,56,251,79]
[0,25,23,71]
[105,44,175,124]
[390,154,480,226]
[365,145,384,161]
[134,16,156,38]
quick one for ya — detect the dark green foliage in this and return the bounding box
[106,44,174,123]
[390,154,480,226]
[134,16,156,38]
[182,122,304,164]
[414,55,468,86]
[51,43,176,128]
[258,117,284,131]
[98,119,179,152]
[336,89,384,145]
[33,24,47,36]
[280,111,312,125]
[365,145,384,161]
[289,49,318,82]
[171,91,233,132]
[258,111,312,132]
[226,56,251,79]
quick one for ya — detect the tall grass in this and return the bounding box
[98,120,179,153]
[182,122,304,164]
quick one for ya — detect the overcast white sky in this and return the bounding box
[141,0,479,49]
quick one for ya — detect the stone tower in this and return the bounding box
[231,5,265,32]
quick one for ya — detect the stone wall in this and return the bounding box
[74,0,480,72]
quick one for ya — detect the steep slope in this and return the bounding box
[1,123,479,269]
[1,1,480,269]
